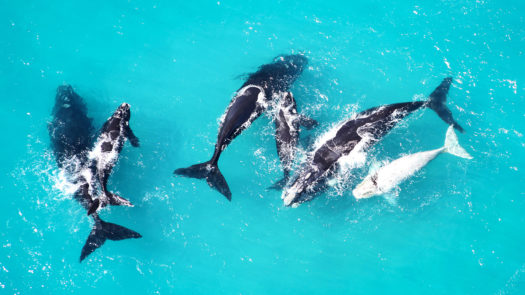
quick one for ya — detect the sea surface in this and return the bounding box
[1,0,524,294]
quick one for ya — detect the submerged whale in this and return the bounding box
[48,86,141,262]
[270,91,317,189]
[282,77,464,207]
[49,85,95,170]
[174,54,308,200]
[353,125,472,200]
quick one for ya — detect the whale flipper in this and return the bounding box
[99,165,133,208]
[80,214,141,262]
[125,125,140,147]
[427,77,464,133]
[268,175,289,190]
[298,115,318,130]
[174,161,231,201]
[107,192,134,207]
[382,191,399,206]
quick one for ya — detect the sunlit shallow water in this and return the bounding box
[1,0,524,294]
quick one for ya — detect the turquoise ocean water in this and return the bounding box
[1,0,524,294]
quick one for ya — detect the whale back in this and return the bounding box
[49,85,95,168]
[242,54,307,95]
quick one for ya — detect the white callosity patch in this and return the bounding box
[353,126,472,200]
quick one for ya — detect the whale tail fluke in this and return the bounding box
[80,214,141,262]
[427,77,464,133]
[174,161,232,201]
[443,125,473,159]
[268,175,289,190]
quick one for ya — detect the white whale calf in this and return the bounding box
[353,125,472,200]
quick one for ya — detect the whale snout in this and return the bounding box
[274,54,308,70]
[283,192,296,207]
[353,178,378,200]
[116,103,131,120]
[56,85,75,103]
[119,102,130,111]
[282,180,307,207]
[57,85,74,95]
[288,54,308,66]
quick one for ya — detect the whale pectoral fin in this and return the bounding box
[356,120,390,140]
[382,191,399,206]
[129,135,140,147]
[355,123,374,138]
[368,160,384,175]
[107,192,133,207]
[268,174,290,190]
[299,115,318,130]
[125,125,140,147]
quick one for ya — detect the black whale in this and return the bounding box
[270,91,317,189]
[174,54,308,200]
[48,85,141,262]
[283,77,463,206]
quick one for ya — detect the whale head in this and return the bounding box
[352,174,379,200]
[282,168,318,207]
[54,85,82,110]
[280,91,297,109]
[244,54,308,93]
[273,54,308,74]
[56,85,74,101]
[115,103,131,121]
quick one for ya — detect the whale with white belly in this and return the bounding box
[352,125,472,200]
[87,103,140,214]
